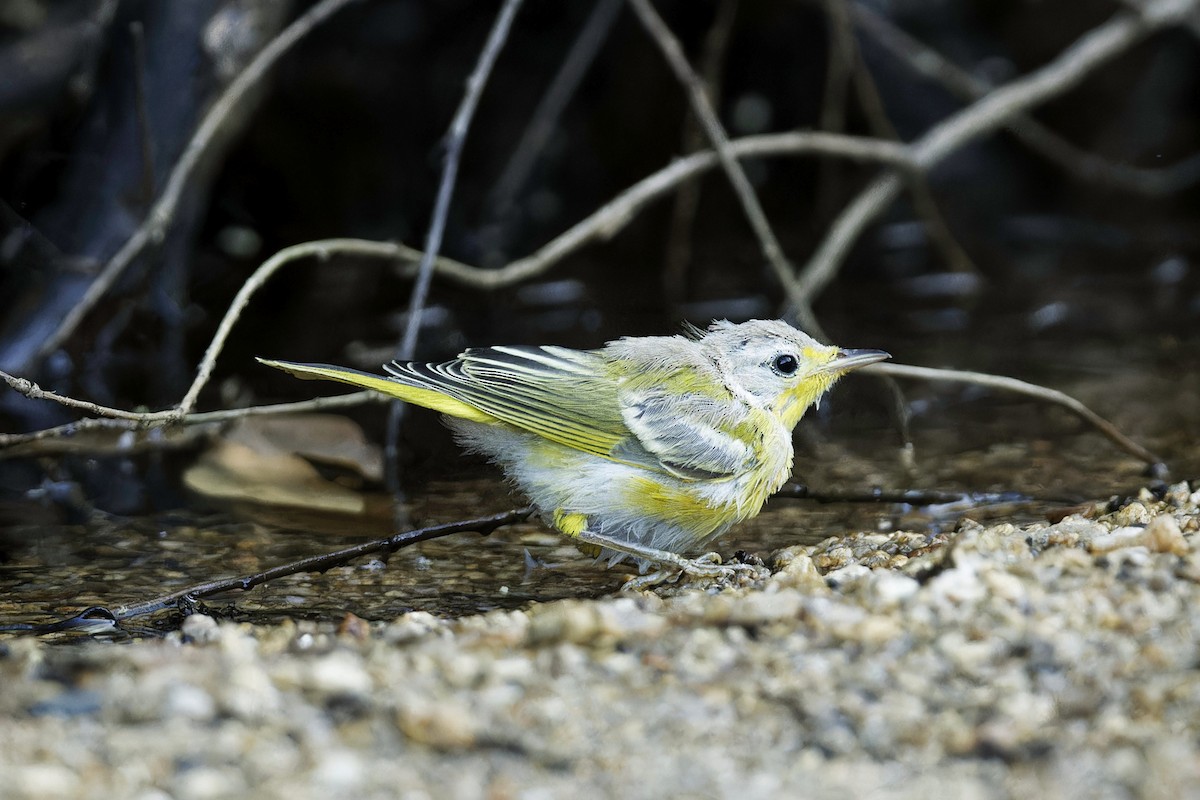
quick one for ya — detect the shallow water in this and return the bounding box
[2,344,1193,633]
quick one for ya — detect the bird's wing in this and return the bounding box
[263,347,755,480]
[385,345,631,458]
[615,386,756,480]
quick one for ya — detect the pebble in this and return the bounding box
[1089,515,1189,556]
[305,650,373,697]
[863,570,920,608]
[11,765,79,800]
[180,613,221,645]
[383,611,446,644]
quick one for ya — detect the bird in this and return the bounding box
[258,319,888,583]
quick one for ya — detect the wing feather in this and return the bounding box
[617,387,755,479]
[386,346,629,457]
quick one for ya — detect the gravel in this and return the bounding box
[1,482,1198,799]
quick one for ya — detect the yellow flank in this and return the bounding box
[256,358,496,423]
[626,475,737,534]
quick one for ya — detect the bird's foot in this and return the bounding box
[620,551,767,591]
[570,529,767,591]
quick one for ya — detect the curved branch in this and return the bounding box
[867,362,1163,466]
[852,4,1200,196]
[795,0,1199,309]
[415,132,911,290]
[627,0,801,310]
[180,239,395,413]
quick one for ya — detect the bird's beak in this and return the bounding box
[821,348,890,374]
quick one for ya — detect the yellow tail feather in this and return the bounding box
[256,358,497,424]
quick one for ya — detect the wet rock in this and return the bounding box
[768,546,829,592]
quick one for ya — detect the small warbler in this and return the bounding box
[259,319,887,580]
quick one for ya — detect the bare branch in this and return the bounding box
[424,132,911,291]
[176,133,911,414]
[0,369,176,422]
[626,0,804,312]
[853,4,1200,196]
[844,26,977,275]
[866,363,1164,466]
[388,0,524,505]
[489,0,623,217]
[182,237,481,418]
[663,0,739,307]
[398,0,523,360]
[795,0,1199,311]
[0,508,535,633]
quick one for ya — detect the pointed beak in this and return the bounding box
[821,348,890,374]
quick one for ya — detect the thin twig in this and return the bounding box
[0,395,380,452]
[0,369,176,422]
[429,131,910,291]
[38,0,363,361]
[0,508,535,634]
[398,0,524,360]
[627,0,805,312]
[853,4,1200,196]
[387,0,523,505]
[846,28,976,275]
[662,0,739,307]
[866,362,1164,466]
[182,239,383,414]
[793,0,1198,315]
[113,507,535,621]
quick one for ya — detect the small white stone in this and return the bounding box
[164,683,216,721]
[927,565,986,605]
[12,765,79,799]
[307,650,373,696]
[180,613,221,644]
[825,563,871,591]
[865,571,920,609]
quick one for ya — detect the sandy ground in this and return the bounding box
[1,482,1198,800]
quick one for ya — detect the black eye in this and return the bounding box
[772,353,799,375]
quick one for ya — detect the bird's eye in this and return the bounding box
[772,353,799,375]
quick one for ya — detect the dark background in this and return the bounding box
[1,0,1198,514]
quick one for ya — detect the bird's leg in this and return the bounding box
[572,529,767,590]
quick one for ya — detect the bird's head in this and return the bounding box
[698,319,889,429]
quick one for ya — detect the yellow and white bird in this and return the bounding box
[259,319,888,580]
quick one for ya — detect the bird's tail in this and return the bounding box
[255,358,495,423]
